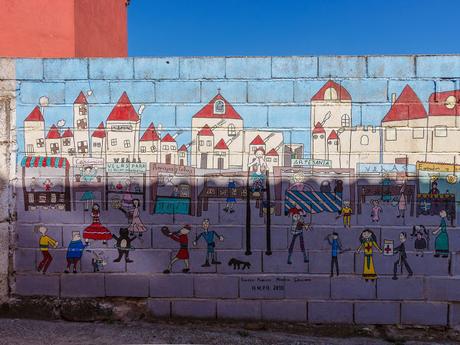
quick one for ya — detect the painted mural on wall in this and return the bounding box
[16,79,460,281]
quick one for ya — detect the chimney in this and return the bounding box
[391,93,397,104]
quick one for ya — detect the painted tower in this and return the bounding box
[23,106,46,155]
[73,92,90,157]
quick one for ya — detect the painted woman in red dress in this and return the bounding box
[83,204,112,245]
[163,225,191,273]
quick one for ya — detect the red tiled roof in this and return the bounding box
[250,135,265,145]
[74,91,88,105]
[428,90,460,116]
[197,124,214,136]
[382,85,427,123]
[311,80,352,101]
[214,139,228,150]
[328,130,339,140]
[107,92,140,122]
[312,122,326,134]
[161,133,176,142]
[61,128,73,138]
[140,122,160,141]
[24,106,44,122]
[266,148,279,156]
[46,125,60,139]
[192,93,242,120]
[92,122,106,139]
[178,144,187,152]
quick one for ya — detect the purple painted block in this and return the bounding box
[449,253,460,275]
[16,224,63,248]
[105,274,149,297]
[377,276,424,300]
[147,299,171,318]
[194,275,238,298]
[425,277,460,302]
[186,248,217,273]
[14,248,37,272]
[150,274,194,298]
[401,302,448,326]
[261,300,307,322]
[284,275,330,299]
[14,274,59,296]
[239,276,286,299]
[262,250,309,273]
[61,274,105,297]
[127,249,171,274]
[331,276,376,300]
[309,251,354,275]
[80,248,126,273]
[355,301,400,324]
[449,231,460,252]
[449,303,460,327]
[308,301,353,324]
[172,300,216,319]
[251,226,288,251]
[217,300,261,320]
[216,250,262,274]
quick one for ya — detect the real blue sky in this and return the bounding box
[128,0,460,56]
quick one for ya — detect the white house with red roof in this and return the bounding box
[160,133,178,165]
[91,122,107,160]
[60,128,75,159]
[46,124,61,156]
[24,106,46,155]
[178,144,188,166]
[139,122,161,164]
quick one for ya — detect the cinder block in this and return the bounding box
[201,81,247,103]
[272,56,317,78]
[217,300,261,320]
[14,248,37,272]
[267,105,309,128]
[134,57,179,79]
[19,81,65,104]
[194,275,238,298]
[248,81,294,103]
[341,79,388,103]
[89,58,134,80]
[293,79,333,103]
[0,59,15,80]
[44,59,88,80]
[425,277,460,302]
[355,301,400,324]
[261,300,307,322]
[226,57,271,79]
[150,274,194,298]
[65,80,110,104]
[416,55,460,78]
[216,250,262,275]
[377,276,424,300]
[61,274,105,297]
[319,56,366,78]
[308,251,354,275]
[155,81,200,103]
[80,248,126,273]
[239,275,286,299]
[105,274,149,297]
[180,57,225,79]
[401,302,448,326]
[16,59,44,80]
[172,299,216,319]
[284,275,330,299]
[449,303,460,328]
[308,301,353,324]
[250,226,287,251]
[126,249,171,274]
[262,250,309,273]
[367,56,415,78]
[147,299,171,318]
[109,81,155,103]
[331,276,376,300]
[14,274,59,296]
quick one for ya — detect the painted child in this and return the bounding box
[325,232,343,277]
[223,180,237,213]
[392,232,413,280]
[356,229,382,282]
[43,178,53,192]
[411,225,429,257]
[193,218,224,267]
[128,199,147,237]
[163,225,191,274]
[287,208,310,264]
[83,203,112,245]
[36,225,58,274]
[371,199,382,222]
[433,210,449,258]
[339,201,352,228]
[65,231,86,273]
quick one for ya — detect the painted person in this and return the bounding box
[338,201,352,228]
[128,199,147,237]
[287,208,310,264]
[371,199,382,222]
[392,232,413,280]
[411,225,429,257]
[397,183,407,218]
[248,148,267,193]
[36,225,58,274]
[83,203,112,245]
[193,219,224,267]
[356,229,382,282]
[65,231,86,273]
[433,210,449,258]
[223,179,237,213]
[163,225,191,274]
[325,232,343,277]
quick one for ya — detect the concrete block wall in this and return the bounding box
[7,55,460,326]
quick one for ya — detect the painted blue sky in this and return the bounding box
[128,0,460,56]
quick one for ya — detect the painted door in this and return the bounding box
[166,154,171,164]
[217,157,224,169]
[201,153,208,169]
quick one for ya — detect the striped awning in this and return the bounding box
[285,190,342,214]
[21,156,70,170]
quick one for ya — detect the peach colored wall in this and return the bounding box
[0,0,127,58]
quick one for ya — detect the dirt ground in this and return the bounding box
[0,318,458,345]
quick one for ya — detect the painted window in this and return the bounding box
[163,145,169,150]
[93,142,101,148]
[171,145,176,150]
[50,143,60,154]
[445,95,457,109]
[124,140,131,148]
[79,105,87,115]
[62,138,71,146]
[385,127,397,141]
[26,144,34,153]
[214,100,225,114]
[36,138,45,148]
[140,146,146,153]
[413,128,424,139]
[77,141,88,153]
[111,138,117,146]
[341,114,351,127]
[77,118,87,129]
[273,158,278,162]
[266,157,272,162]
[360,135,369,145]
[313,135,318,139]
[324,87,338,100]
[151,145,156,152]
[435,126,448,137]
[228,124,236,136]
[199,140,204,146]
[206,140,212,147]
